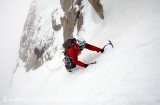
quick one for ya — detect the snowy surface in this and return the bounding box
[0,0,32,103]
[3,0,160,105]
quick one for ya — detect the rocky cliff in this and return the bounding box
[18,0,104,72]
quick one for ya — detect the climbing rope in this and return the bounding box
[44,61,63,71]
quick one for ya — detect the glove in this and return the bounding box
[84,64,89,68]
[99,49,104,53]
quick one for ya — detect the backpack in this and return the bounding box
[64,55,76,69]
[63,38,76,50]
[63,38,76,69]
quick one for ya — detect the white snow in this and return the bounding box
[3,0,160,105]
[0,0,33,104]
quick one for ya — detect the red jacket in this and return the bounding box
[66,40,101,67]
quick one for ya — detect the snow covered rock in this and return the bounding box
[19,0,56,71]
[18,0,104,71]
[60,0,84,41]
[52,9,61,31]
[6,0,160,105]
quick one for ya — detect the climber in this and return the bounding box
[63,37,104,72]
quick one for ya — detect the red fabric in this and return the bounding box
[85,43,101,52]
[67,41,101,67]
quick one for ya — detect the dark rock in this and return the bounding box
[75,0,82,5]
[77,12,83,32]
[52,10,61,31]
[60,0,74,13]
[60,0,84,41]
[34,47,45,60]
[88,0,104,20]
[52,24,61,31]
[61,7,79,41]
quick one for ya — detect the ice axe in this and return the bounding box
[89,61,97,65]
[102,40,114,50]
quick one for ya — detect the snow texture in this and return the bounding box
[4,0,160,105]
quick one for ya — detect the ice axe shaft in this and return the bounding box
[89,61,97,65]
[103,40,114,50]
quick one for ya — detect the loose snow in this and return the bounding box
[4,0,160,105]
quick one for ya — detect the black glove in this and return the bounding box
[99,49,104,53]
[84,64,89,68]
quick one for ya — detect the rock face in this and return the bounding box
[18,0,104,72]
[60,0,104,41]
[77,12,83,32]
[19,0,55,72]
[61,8,79,41]
[19,1,38,71]
[52,18,61,31]
[88,0,104,19]
[60,0,74,13]
[52,9,61,31]
[60,0,84,41]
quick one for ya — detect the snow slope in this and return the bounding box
[0,0,33,103]
[4,0,160,105]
